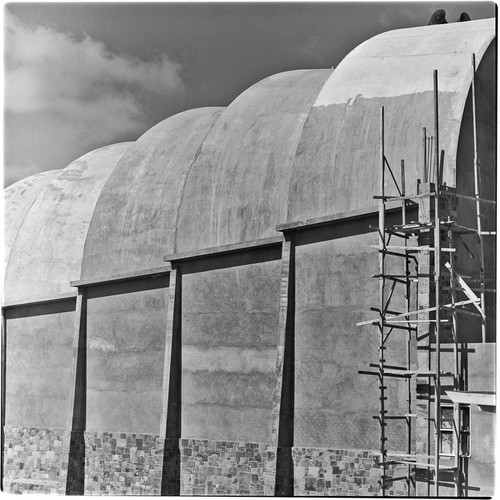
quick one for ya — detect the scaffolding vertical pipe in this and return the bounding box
[471,53,487,343]
[433,68,442,497]
[401,159,413,495]
[422,128,428,183]
[447,225,461,496]
[434,70,440,189]
[379,105,387,495]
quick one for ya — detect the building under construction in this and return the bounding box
[2,18,496,497]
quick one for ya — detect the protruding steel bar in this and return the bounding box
[422,127,428,183]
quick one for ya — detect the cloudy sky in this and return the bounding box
[4,1,495,186]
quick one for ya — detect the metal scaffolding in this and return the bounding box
[358,60,495,497]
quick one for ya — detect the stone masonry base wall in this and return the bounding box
[84,431,163,495]
[3,426,70,494]
[3,426,411,496]
[293,447,410,496]
[180,439,276,495]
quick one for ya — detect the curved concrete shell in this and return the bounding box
[175,69,333,251]
[4,20,494,287]
[288,18,495,221]
[4,143,132,303]
[3,170,59,277]
[81,107,225,280]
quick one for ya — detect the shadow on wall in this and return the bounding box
[161,268,182,495]
[66,293,86,495]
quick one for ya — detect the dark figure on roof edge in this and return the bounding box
[429,9,471,25]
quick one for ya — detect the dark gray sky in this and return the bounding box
[4,1,496,186]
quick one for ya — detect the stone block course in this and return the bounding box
[293,447,410,497]
[3,426,70,494]
[180,439,275,495]
[4,428,411,496]
[84,431,162,495]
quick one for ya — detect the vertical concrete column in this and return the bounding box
[66,289,87,495]
[160,266,182,495]
[269,233,295,496]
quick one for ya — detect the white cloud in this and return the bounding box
[4,10,185,184]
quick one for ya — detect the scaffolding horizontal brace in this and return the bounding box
[383,323,417,331]
[359,370,410,379]
[372,273,432,279]
[372,245,456,252]
[394,460,449,469]
[385,228,411,239]
[376,370,453,378]
[374,191,435,202]
[371,274,408,284]
[383,476,410,483]
[443,286,496,294]
[480,231,496,236]
[357,298,480,326]
[386,319,449,324]
[455,193,496,205]
[376,249,419,258]
[369,363,407,370]
[444,223,477,234]
[392,223,434,233]
[385,414,416,419]
[385,453,434,460]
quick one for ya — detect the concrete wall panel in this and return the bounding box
[181,258,281,443]
[294,231,409,450]
[4,300,75,428]
[86,277,168,434]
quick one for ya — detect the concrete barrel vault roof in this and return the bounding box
[4,143,132,303]
[288,18,495,221]
[3,19,495,302]
[3,169,60,276]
